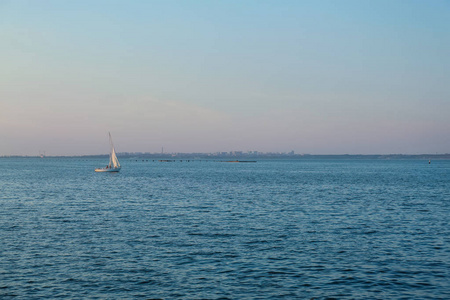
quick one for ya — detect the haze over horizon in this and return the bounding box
[1,0,449,156]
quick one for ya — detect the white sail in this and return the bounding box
[111,147,120,168]
[109,132,120,168]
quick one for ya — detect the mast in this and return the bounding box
[108,132,112,167]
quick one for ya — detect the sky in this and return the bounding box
[1,0,449,155]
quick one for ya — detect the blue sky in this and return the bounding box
[1,0,449,155]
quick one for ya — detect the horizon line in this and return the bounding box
[2,153,449,158]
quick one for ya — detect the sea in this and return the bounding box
[0,157,449,299]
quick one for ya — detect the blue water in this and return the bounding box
[1,158,449,299]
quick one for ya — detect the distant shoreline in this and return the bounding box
[2,153,450,160]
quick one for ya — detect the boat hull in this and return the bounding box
[95,167,121,172]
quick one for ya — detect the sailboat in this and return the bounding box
[95,133,121,172]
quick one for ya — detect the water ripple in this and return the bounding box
[0,158,449,299]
